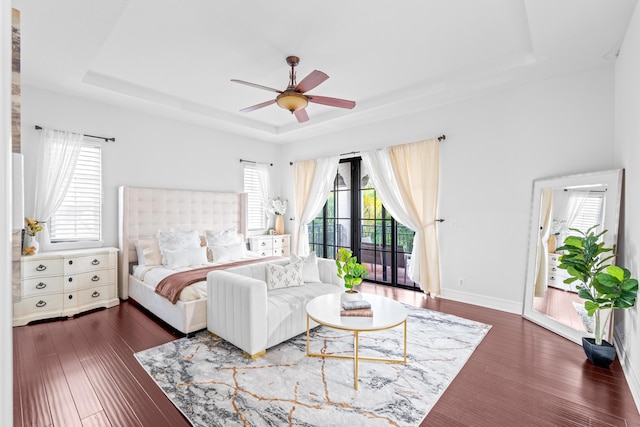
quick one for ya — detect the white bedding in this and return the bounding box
[132,251,263,303]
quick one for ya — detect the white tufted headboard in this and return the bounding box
[117,186,248,299]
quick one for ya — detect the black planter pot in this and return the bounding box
[582,337,616,368]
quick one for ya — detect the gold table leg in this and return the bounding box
[306,317,407,390]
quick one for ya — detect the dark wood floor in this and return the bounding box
[13,283,640,427]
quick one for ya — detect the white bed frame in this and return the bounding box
[118,186,248,334]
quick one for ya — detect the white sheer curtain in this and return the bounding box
[293,156,339,256]
[534,188,553,297]
[253,163,271,224]
[361,138,440,295]
[33,128,83,250]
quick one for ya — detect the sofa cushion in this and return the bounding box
[265,283,342,349]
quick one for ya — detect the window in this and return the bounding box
[569,192,605,233]
[50,142,102,242]
[244,165,268,230]
[309,158,417,290]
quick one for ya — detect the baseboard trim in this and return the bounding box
[439,288,522,315]
[614,326,640,413]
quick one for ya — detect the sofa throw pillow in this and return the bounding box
[135,238,163,267]
[266,261,304,290]
[164,247,208,269]
[290,251,321,283]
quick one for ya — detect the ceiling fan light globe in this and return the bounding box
[276,91,308,112]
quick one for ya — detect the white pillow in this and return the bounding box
[156,229,201,264]
[164,247,208,269]
[290,252,321,283]
[210,242,246,263]
[135,238,162,267]
[205,227,242,247]
[266,261,304,290]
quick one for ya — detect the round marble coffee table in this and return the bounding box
[306,293,408,390]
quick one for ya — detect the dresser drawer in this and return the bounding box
[548,253,561,264]
[22,258,64,279]
[22,276,64,297]
[65,269,115,291]
[549,265,570,278]
[252,239,273,251]
[64,253,112,274]
[77,285,110,306]
[17,294,64,316]
[273,235,290,249]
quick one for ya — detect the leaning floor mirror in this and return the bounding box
[522,169,624,345]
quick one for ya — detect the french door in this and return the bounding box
[308,158,417,289]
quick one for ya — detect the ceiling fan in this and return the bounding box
[231,55,356,123]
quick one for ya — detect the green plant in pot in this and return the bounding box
[336,248,368,301]
[556,225,638,368]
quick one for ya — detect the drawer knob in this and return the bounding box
[91,291,100,298]
[91,275,100,282]
[68,277,73,282]
[36,264,47,272]
[68,295,73,300]
[35,300,46,308]
[68,260,73,265]
[261,242,266,246]
[35,282,47,289]
[91,259,100,265]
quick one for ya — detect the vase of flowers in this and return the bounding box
[24,217,44,255]
[265,198,287,235]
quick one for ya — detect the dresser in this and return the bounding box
[547,252,574,292]
[249,234,290,257]
[13,247,119,326]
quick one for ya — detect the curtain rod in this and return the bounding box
[290,134,446,165]
[240,159,273,166]
[35,125,115,142]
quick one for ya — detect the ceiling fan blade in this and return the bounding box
[295,70,329,93]
[240,99,276,112]
[294,108,309,123]
[307,95,356,109]
[231,79,282,94]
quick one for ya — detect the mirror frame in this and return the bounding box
[522,169,624,344]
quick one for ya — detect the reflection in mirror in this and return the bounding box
[523,169,623,345]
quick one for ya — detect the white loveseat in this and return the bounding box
[206,257,343,357]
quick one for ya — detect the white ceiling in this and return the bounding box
[13,0,638,143]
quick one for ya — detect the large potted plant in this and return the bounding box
[335,248,368,302]
[556,225,638,368]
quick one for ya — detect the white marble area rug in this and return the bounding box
[135,305,491,427]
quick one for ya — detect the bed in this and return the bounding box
[118,186,264,334]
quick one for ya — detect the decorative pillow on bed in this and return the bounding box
[209,242,246,262]
[164,247,209,269]
[266,261,304,290]
[290,251,321,283]
[135,238,162,267]
[205,227,242,247]
[156,228,201,264]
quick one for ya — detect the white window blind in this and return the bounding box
[50,143,102,242]
[569,192,604,234]
[244,165,267,230]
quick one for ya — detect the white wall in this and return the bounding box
[20,86,281,248]
[1,2,14,424]
[614,1,640,408]
[281,66,615,313]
